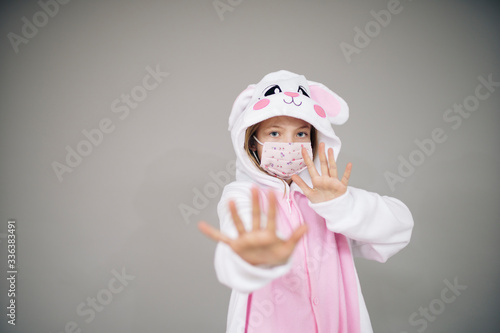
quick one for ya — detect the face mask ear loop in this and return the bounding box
[251,136,262,163]
[253,136,264,146]
[251,149,260,164]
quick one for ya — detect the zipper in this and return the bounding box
[287,192,292,213]
[285,182,292,213]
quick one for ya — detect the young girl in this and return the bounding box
[198,70,414,333]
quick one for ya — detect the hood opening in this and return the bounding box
[228,70,349,192]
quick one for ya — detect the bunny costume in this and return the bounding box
[215,70,414,333]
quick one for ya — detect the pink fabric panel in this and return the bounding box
[245,293,253,333]
[310,85,342,117]
[244,188,360,332]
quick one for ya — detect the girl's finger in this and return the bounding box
[198,221,232,244]
[328,147,338,179]
[318,142,330,177]
[228,200,246,235]
[291,174,312,197]
[251,187,261,230]
[302,145,319,178]
[266,189,277,231]
[340,162,352,186]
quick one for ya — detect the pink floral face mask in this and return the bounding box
[252,136,313,180]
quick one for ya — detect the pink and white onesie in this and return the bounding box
[214,70,414,333]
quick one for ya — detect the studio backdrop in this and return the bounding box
[0,0,499,332]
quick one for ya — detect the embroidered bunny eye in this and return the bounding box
[264,85,282,96]
[298,86,310,97]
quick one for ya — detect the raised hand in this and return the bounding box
[198,186,308,267]
[291,142,352,204]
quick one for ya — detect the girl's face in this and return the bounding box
[250,116,312,161]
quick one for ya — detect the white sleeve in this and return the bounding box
[214,182,293,293]
[308,186,414,263]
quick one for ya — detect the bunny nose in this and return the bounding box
[284,92,299,97]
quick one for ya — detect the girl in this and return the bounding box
[198,70,414,333]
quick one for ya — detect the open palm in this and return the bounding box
[292,142,352,204]
[198,187,308,267]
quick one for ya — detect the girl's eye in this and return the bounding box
[269,131,279,137]
[297,132,308,138]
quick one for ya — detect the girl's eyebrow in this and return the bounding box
[264,125,311,130]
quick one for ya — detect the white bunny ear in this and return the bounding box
[308,80,349,125]
[228,84,255,131]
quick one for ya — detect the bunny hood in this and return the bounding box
[228,70,349,191]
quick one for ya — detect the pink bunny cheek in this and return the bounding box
[253,99,270,110]
[314,104,326,118]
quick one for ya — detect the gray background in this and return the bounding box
[1,0,499,332]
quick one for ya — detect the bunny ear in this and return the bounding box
[228,84,255,131]
[308,80,349,125]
